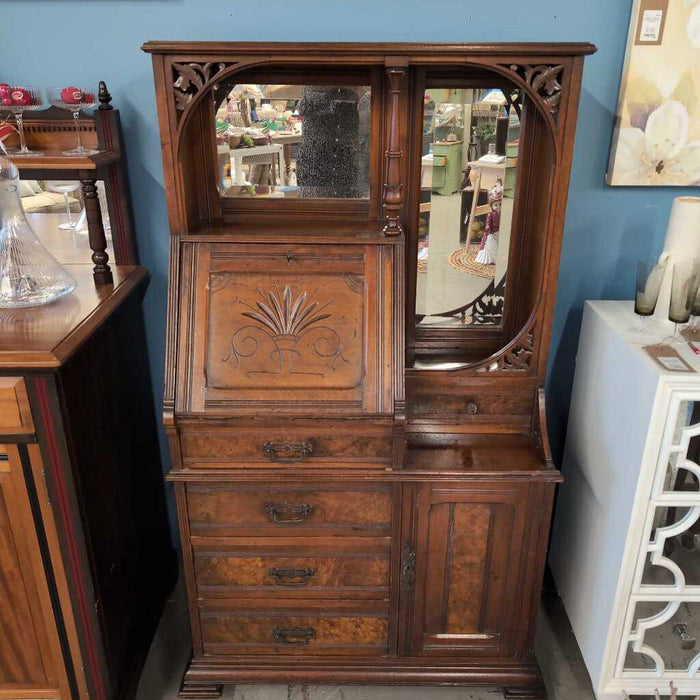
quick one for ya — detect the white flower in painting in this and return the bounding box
[615,100,700,184]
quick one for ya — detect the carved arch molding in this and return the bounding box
[170,59,566,126]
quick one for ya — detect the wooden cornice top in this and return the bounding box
[142,41,597,57]
[0,265,147,370]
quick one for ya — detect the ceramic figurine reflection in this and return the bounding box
[475,180,503,266]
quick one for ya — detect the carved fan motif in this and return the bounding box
[172,61,233,112]
[507,64,564,118]
[223,281,348,378]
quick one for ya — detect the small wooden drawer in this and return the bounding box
[0,378,33,435]
[192,536,390,599]
[199,600,389,656]
[186,481,393,537]
[408,392,532,431]
[179,420,392,469]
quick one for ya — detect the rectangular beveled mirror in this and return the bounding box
[213,83,372,200]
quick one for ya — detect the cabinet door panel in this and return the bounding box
[0,447,57,694]
[407,482,528,657]
[179,243,394,414]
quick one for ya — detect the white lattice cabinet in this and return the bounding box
[550,300,700,699]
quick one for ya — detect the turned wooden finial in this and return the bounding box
[382,67,406,237]
[98,81,113,110]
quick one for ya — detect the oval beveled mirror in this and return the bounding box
[409,76,547,370]
[416,86,518,328]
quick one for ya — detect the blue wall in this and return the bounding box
[1,0,696,475]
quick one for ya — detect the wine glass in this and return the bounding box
[46,87,99,156]
[46,180,81,230]
[634,258,667,333]
[668,260,700,343]
[691,285,700,329]
[0,85,44,155]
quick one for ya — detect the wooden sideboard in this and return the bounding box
[0,217,176,700]
[144,41,595,698]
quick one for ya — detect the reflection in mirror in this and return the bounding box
[416,87,520,329]
[213,83,371,199]
[18,178,113,263]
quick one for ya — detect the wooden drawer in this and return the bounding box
[199,600,389,656]
[192,536,390,599]
[186,482,393,537]
[408,392,532,431]
[0,378,33,436]
[179,420,392,469]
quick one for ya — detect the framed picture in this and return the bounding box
[607,0,700,186]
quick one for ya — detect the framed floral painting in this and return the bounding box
[607,0,700,186]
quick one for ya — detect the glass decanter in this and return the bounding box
[0,157,76,307]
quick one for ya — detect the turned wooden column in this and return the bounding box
[94,80,139,266]
[382,66,406,237]
[80,178,113,285]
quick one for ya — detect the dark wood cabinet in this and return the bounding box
[144,41,595,698]
[0,260,176,700]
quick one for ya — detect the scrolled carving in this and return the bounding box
[210,272,234,294]
[508,64,564,117]
[476,328,535,373]
[172,61,232,112]
[343,274,364,294]
[420,276,505,326]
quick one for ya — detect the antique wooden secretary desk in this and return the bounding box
[143,41,595,698]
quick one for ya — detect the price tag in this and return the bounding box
[644,344,695,372]
[639,9,663,41]
[634,0,668,45]
[657,356,690,371]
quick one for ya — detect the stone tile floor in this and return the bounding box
[135,584,595,700]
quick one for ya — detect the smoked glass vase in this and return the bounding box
[0,157,76,307]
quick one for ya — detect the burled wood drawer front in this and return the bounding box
[0,378,33,435]
[408,392,532,431]
[199,601,389,656]
[178,243,394,415]
[179,420,392,469]
[186,482,392,537]
[192,537,390,599]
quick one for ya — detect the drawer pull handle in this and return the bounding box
[269,566,315,586]
[272,626,315,645]
[263,440,313,463]
[265,502,314,523]
[465,401,479,415]
[674,623,696,650]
